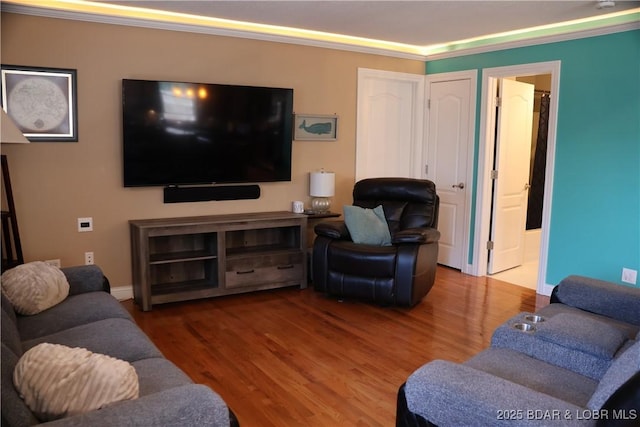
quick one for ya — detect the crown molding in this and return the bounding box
[424,20,640,61]
[0,3,426,60]
[2,3,638,62]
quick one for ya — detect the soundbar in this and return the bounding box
[164,185,261,203]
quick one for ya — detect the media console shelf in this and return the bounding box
[130,211,307,311]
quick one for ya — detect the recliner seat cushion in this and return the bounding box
[465,348,598,407]
[327,242,397,277]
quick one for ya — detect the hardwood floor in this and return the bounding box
[122,266,550,426]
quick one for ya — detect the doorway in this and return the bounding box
[473,61,560,296]
[488,75,551,290]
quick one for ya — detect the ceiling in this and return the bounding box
[5,1,640,58]
[102,0,640,46]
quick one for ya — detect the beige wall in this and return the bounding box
[1,13,424,287]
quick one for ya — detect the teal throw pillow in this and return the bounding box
[343,205,391,246]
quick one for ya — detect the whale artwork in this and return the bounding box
[299,120,332,135]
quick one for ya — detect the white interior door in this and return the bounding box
[488,78,534,274]
[356,68,424,180]
[424,77,473,269]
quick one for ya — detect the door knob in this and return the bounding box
[452,182,465,189]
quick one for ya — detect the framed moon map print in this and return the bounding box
[1,65,78,142]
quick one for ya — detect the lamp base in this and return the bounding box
[311,197,331,214]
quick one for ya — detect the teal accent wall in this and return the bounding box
[426,30,640,286]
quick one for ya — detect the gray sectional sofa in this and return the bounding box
[1,265,236,426]
[398,275,640,426]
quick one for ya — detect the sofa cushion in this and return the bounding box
[22,318,163,363]
[132,358,193,396]
[1,307,22,357]
[1,292,17,325]
[17,291,133,342]
[537,313,627,359]
[588,340,640,410]
[1,343,40,427]
[1,262,69,315]
[343,205,391,246]
[13,343,139,422]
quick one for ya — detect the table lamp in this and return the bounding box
[1,109,30,144]
[309,170,335,214]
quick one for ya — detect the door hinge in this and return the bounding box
[496,96,502,108]
[491,170,498,180]
[427,99,431,109]
[487,241,494,250]
[425,164,429,175]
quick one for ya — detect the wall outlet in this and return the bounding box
[621,268,637,285]
[44,259,61,268]
[85,251,94,265]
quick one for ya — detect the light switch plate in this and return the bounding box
[77,217,93,232]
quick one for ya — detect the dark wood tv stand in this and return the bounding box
[129,211,307,311]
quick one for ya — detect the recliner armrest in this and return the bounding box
[314,221,350,240]
[392,228,440,245]
[552,275,640,326]
[404,360,585,427]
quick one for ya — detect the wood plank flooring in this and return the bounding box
[122,266,550,426]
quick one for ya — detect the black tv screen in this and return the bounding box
[122,79,293,187]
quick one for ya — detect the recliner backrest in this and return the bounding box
[352,178,439,234]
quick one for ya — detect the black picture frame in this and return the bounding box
[1,65,78,142]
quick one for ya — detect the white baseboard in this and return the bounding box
[540,282,555,296]
[462,263,477,276]
[111,285,133,301]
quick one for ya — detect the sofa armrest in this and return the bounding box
[314,220,350,240]
[404,360,589,427]
[552,275,640,326]
[61,265,110,296]
[392,228,440,245]
[44,384,231,426]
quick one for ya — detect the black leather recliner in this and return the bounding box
[312,177,440,307]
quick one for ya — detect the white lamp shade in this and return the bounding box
[1,109,29,144]
[309,171,335,197]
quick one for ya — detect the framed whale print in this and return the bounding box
[294,114,337,141]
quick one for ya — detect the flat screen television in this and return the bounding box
[122,79,293,187]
